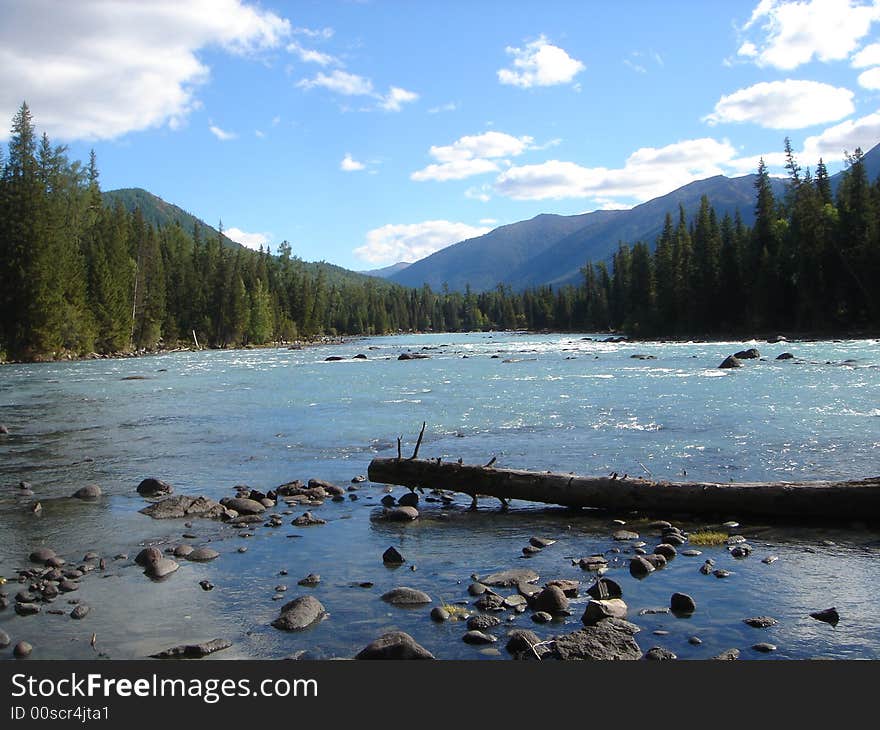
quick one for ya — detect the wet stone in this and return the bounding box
[298,574,321,587]
[753,642,777,653]
[70,604,90,620]
[463,630,496,645]
[13,641,33,658]
[645,647,677,661]
[744,616,777,628]
[531,611,552,624]
[467,582,487,596]
[681,549,702,557]
[529,537,556,549]
[713,569,732,579]
[381,587,432,605]
[430,606,450,622]
[810,607,840,625]
[613,530,640,541]
[199,581,214,591]
[467,614,501,631]
[382,547,405,565]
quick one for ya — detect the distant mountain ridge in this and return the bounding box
[359,261,412,278]
[392,143,880,292]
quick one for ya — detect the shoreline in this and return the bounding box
[2,327,878,367]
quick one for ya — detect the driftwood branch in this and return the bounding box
[410,421,426,460]
[367,457,880,520]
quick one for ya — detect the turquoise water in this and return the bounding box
[1,332,878,660]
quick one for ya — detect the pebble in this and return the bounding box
[13,641,33,658]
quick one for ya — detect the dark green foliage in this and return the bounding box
[2,110,879,361]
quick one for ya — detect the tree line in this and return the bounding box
[1,104,878,362]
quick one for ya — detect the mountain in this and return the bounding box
[103,188,244,250]
[359,261,412,278]
[103,187,393,290]
[391,142,880,292]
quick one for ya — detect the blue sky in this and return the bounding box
[3,0,880,270]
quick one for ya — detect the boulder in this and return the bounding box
[718,355,742,369]
[467,615,501,631]
[550,618,642,660]
[222,497,266,515]
[13,641,33,658]
[645,647,677,660]
[397,492,419,508]
[505,629,542,657]
[480,568,539,587]
[187,547,220,562]
[382,546,405,564]
[579,555,608,571]
[629,556,655,578]
[582,598,628,626]
[71,484,102,500]
[384,506,419,521]
[355,631,434,660]
[529,585,570,615]
[70,604,90,620]
[28,547,57,564]
[586,578,623,600]
[271,596,327,631]
[653,543,677,560]
[135,547,163,566]
[381,587,432,606]
[139,495,226,520]
[430,606,450,622]
[137,478,173,497]
[670,592,697,615]
[144,557,179,580]
[776,352,795,360]
[810,607,840,625]
[734,348,760,359]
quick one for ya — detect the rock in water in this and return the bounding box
[271,596,327,631]
[298,573,321,587]
[467,615,501,631]
[144,557,179,580]
[71,484,102,499]
[645,646,677,660]
[719,355,742,369]
[70,605,90,620]
[586,578,622,600]
[734,348,760,359]
[529,585,570,615]
[744,616,777,628]
[381,587,432,605]
[355,631,435,660]
[0,630,10,648]
[28,547,56,564]
[480,568,539,587]
[582,598,628,626]
[810,607,840,625]
[430,606,450,622]
[713,649,741,660]
[670,592,697,615]
[629,556,655,578]
[385,506,419,522]
[150,638,232,659]
[139,495,226,520]
[505,629,542,657]
[382,546,405,564]
[222,497,266,515]
[13,641,33,658]
[550,618,642,660]
[135,547,163,566]
[137,478,174,497]
[463,630,496,645]
[187,547,220,562]
[398,492,419,508]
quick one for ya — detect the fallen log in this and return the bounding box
[367,457,880,520]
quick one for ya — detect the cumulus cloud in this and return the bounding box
[495,138,740,203]
[354,221,492,264]
[340,153,365,171]
[379,86,419,112]
[852,41,880,66]
[738,0,880,69]
[498,35,585,88]
[412,131,534,182]
[296,69,374,95]
[0,0,289,141]
[801,109,880,161]
[857,66,880,88]
[226,227,272,250]
[209,123,237,140]
[287,41,339,66]
[704,79,854,129]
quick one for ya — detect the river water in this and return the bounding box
[1,332,878,660]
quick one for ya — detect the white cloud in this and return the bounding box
[287,41,339,66]
[725,151,790,175]
[226,227,271,250]
[466,185,493,202]
[495,138,740,203]
[479,218,498,225]
[292,26,334,40]
[412,159,501,182]
[379,86,419,112]
[340,153,365,171]
[852,41,880,66]
[623,59,647,74]
[704,79,854,129]
[297,70,374,95]
[802,109,880,161]
[0,0,289,141]
[858,66,880,88]
[209,124,237,140]
[428,102,458,113]
[498,35,585,88]
[412,131,534,181]
[354,221,492,265]
[739,0,880,70]
[255,129,265,138]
